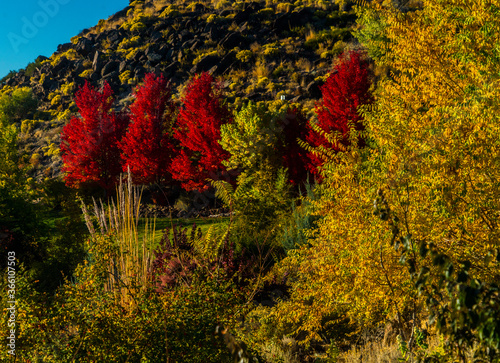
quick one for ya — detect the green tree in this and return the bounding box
[0,87,37,227]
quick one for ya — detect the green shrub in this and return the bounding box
[206,14,220,23]
[280,180,321,251]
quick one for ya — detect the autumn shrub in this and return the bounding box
[79,171,156,306]
[216,102,312,264]
[151,223,257,293]
[120,73,176,185]
[28,182,88,293]
[214,162,292,242]
[248,0,500,361]
[220,102,309,187]
[251,143,418,355]
[60,81,128,191]
[170,72,233,192]
[304,50,373,177]
[374,190,500,361]
[2,215,246,362]
[280,179,321,251]
[357,0,500,359]
[0,88,82,291]
[0,235,166,362]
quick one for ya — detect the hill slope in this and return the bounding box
[1,0,358,182]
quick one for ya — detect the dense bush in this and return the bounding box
[220,102,309,187]
[1,229,246,362]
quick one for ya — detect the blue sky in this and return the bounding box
[0,0,129,79]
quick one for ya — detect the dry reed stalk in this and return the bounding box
[80,170,156,309]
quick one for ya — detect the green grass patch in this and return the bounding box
[137,216,231,247]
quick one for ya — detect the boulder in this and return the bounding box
[165,48,175,60]
[192,3,206,12]
[216,51,236,74]
[73,60,85,75]
[157,45,170,56]
[190,54,221,74]
[233,1,263,24]
[101,60,120,77]
[145,45,159,56]
[118,61,128,73]
[39,78,58,94]
[147,53,163,65]
[102,70,119,81]
[52,57,70,74]
[190,40,202,52]
[75,37,94,57]
[219,32,244,49]
[132,50,144,63]
[150,31,163,42]
[35,55,49,64]
[108,31,122,45]
[153,20,169,33]
[134,65,146,80]
[92,51,103,73]
[57,42,73,53]
[306,79,323,99]
[162,61,179,77]
[207,26,223,42]
[273,8,310,33]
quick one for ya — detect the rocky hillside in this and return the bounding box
[1,0,358,182]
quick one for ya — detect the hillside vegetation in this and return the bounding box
[1,0,356,182]
[2,0,500,362]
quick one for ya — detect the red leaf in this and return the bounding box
[60,81,128,190]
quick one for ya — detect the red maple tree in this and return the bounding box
[305,51,373,176]
[120,73,176,185]
[169,72,232,192]
[60,81,128,191]
[277,107,310,186]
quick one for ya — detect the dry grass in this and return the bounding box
[81,171,156,308]
[305,28,317,43]
[295,58,313,72]
[339,341,402,363]
[253,59,271,79]
[260,337,301,363]
[338,329,455,363]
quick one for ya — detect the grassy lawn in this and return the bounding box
[41,209,231,251]
[136,216,231,247]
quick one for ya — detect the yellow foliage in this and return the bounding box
[79,69,93,79]
[50,95,61,106]
[362,0,500,279]
[258,0,500,345]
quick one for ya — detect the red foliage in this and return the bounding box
[60,81,128,191]
[277,108,310,186]
[305,51,373,176]
[120,73,176,184]
[170,72,233,192]
[151,224,255,293]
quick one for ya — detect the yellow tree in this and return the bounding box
[249,0,500,351]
